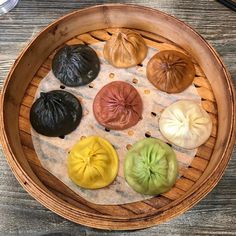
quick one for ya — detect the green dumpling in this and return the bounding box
[124,138,178,195]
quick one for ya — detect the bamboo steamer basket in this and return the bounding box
[0,4,235,230]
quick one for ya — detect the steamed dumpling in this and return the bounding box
[103,29,147,68]
[124,138,178,195]
[93,81,143,130]
[67,136,119,189]
[147,50,195,93]
[52,44,100,87]
[159,100,212,149]
[30,90,82,137]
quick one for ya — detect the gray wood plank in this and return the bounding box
[0,0,235,235]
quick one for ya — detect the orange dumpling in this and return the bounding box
[103,29,147,68]
[147,50,195,93]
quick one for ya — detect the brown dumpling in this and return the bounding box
[146,50,195,93]
[93,81,143,130]
[103,29,147,68]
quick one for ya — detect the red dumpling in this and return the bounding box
[93,81,143,130]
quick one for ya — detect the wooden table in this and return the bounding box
[0,0,235,235]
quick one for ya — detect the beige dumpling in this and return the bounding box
[159,100,212,149]
[103,29,147,68]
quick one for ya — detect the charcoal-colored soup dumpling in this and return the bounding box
[124,138,178,195]
[30,90,82,137]
[93,81,143,130]
[52,44,100,87]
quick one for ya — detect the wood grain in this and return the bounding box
[2,8,232,227]
[0,0,235,235]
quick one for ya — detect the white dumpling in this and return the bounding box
[159,100,212,149]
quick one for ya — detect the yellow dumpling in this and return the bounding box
[67,136,119,189]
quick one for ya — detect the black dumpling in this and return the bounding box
[52,44,100,87]
[30,90,82,137]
